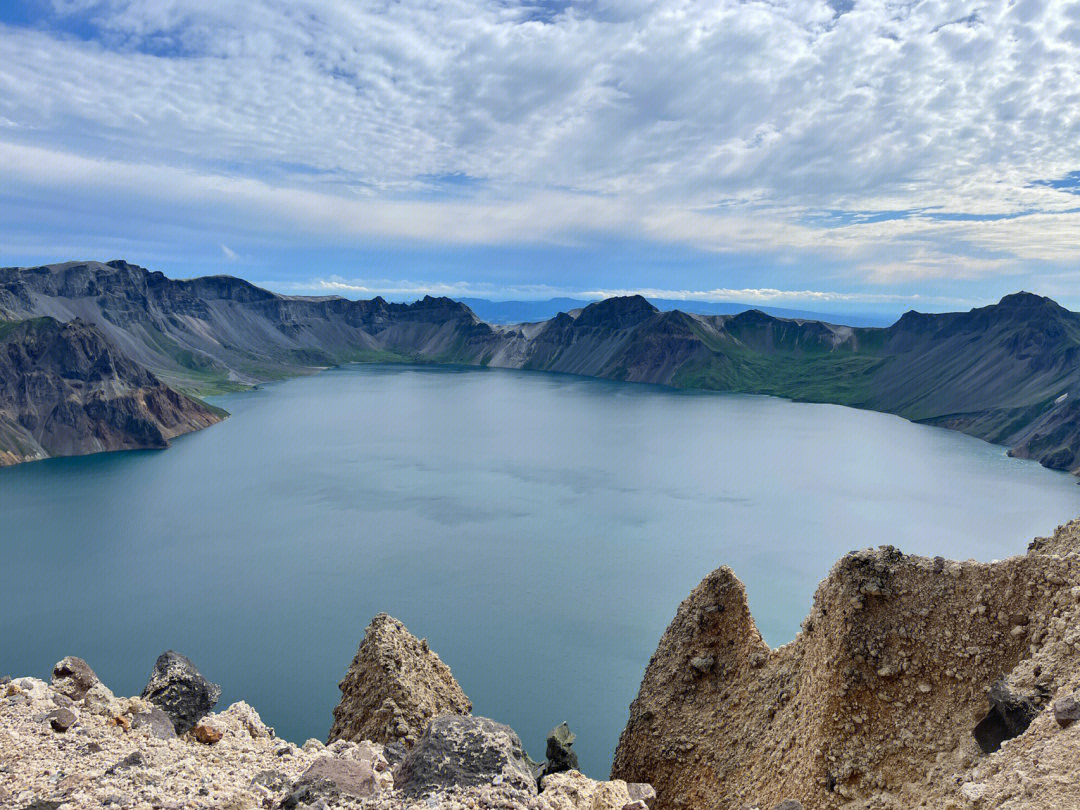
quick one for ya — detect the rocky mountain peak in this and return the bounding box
[573,295,658,329]
[996,291,1061,310]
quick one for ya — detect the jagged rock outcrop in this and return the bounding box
[0,316,221,466]
[612,520,1080,810]
[328,613,472,748]
[542,721,580,778]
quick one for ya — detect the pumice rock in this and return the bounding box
[328,613,472,748]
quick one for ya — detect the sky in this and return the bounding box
[1,0,1079,315]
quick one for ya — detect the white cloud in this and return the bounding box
[220,243,238,260]
[282,275,975,307]
[1,0,1079,280]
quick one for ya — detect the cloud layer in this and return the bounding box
[1,0,1079,285]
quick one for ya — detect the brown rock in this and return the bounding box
[109,714,131,731]
[193,720,223,744]
[1054,695,1080,728]
[47,707,77,732]
[51,656,99,701]
[298,755,378,797]
[327,613,471,747]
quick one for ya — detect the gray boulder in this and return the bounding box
[51,657,99,701]
[541,722,579,778]
[627,783,657,808]
[141,651,221,735]
[132,708,178,740]
[395,715,537,798]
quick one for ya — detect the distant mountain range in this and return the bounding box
[3,260,1080,475]
[458,297,894,327]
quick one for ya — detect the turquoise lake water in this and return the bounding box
[2,364,1079,775]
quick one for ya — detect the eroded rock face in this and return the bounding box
[0,316,222,467]
[328,613,472,748]
[395,715,537,798]
[141,651,221,735]
[612,522,1080,810]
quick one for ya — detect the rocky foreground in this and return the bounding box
[9,520,1080,810]
[0,617,653,810]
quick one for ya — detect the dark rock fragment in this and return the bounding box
[541,722,579,778]
[1054,694,1080,728]
[46,708,76,732]
[141,651,220,735]
[973,680,1038,753]
[382,741,407,768]
[106,752,146,775]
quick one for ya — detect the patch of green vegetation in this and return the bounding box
[347,348,419,364]
[671,347,887,407]
[171,379,251,398]
[0,317,54,342]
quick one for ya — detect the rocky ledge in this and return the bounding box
[0,616,653,810]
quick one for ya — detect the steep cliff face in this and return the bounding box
[1,261,498,393]
[0,316,222,466]
[612,521,1080,810]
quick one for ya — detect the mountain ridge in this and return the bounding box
[4,260,1080,474]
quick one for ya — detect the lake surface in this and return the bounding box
[2,364,1079,775]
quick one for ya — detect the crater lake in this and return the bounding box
[2,364,1078,775]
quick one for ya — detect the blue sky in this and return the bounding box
[2,0,1080,315]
